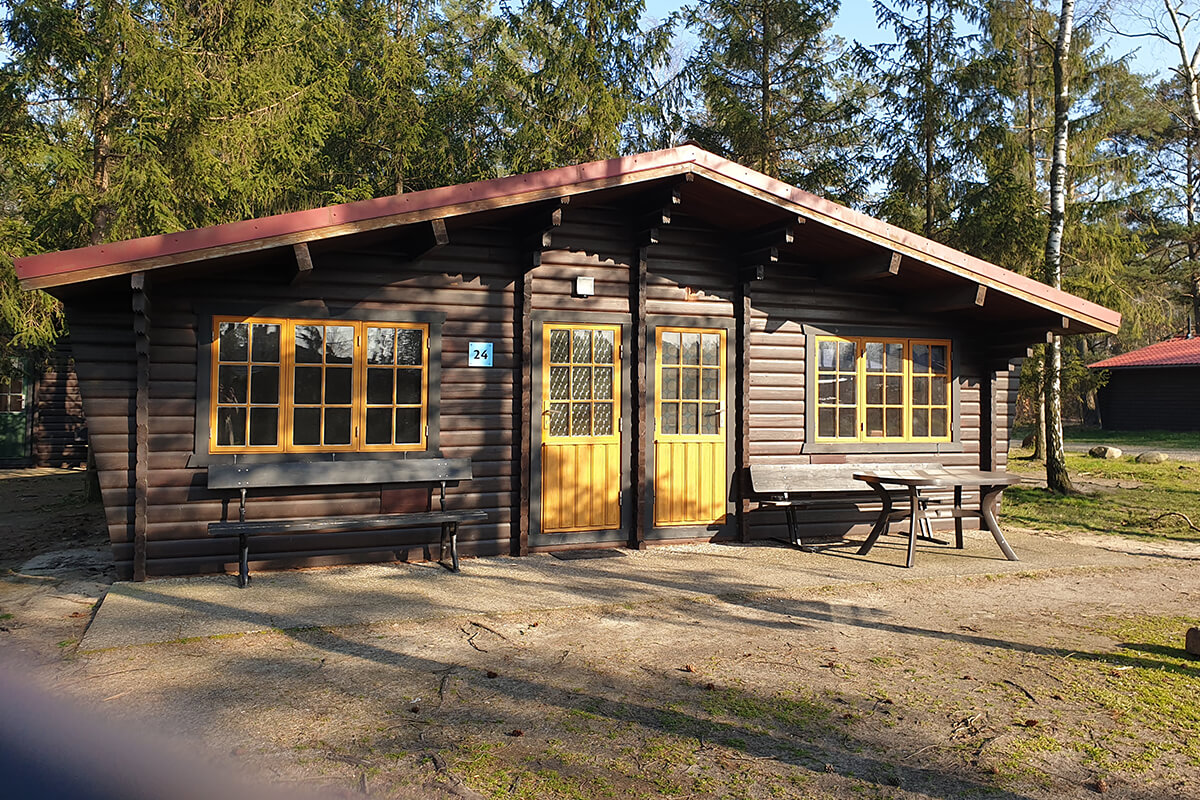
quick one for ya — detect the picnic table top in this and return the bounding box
[852,468,1025,488]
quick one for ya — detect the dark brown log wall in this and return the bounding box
[29,341,88,467]
[1098,368,1200,431]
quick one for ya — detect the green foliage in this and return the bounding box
[681,0,870,201]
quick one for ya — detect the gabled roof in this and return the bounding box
[1088,337,1200,369]
[14,144,1120,334]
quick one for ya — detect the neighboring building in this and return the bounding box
[0,342,88,468]
[14,146,1120,580]
[1089,337,1200,431]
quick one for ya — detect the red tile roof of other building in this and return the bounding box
[1089,337,1200,368]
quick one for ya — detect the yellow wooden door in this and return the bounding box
[654,328,727,527]
[541,324,621,532]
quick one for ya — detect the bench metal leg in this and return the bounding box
[440,521,460,573]
[856,480,894,555]
[954,485,964,549]
[238,531,250,589]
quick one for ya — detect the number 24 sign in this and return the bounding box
[468,342,493,367]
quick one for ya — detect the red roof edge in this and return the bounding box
[1088,337,1200,369]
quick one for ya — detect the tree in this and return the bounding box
[682,0,870,201]
[1043,0,1075,493]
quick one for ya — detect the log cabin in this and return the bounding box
[15,146,1121,580]
[0,341,87,468]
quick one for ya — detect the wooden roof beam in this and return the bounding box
[905,283,986,314]
[826,251,901,285]
[291,242,314,284]
[525,197,570,267]
[740,218,802,253]
[640,174,692,229]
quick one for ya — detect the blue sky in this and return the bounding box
[642,0,1171,80]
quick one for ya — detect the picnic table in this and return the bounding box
[853,467,1026,568]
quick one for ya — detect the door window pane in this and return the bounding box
[701,403,720,434]
[594,403,613,435]
[594,367,613,400]
[549,329,570,363]
[661,403,679,435]
[681,402,699,435]
[572,366,593,400]
[594,330,614,364]
[661,332,680,364]
[682,333,701,365]
[549,366,570,400]
[682,369,699,400]
[572,329,592,363]
[701,334,720,365]
[548,403,569,436]
[571,403,591,436]
[661,368,679,400]
[701,368,719,400]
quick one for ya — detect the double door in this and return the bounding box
[537,323,728,540]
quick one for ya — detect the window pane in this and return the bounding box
[866,407,883,438]
[219,322,248,361]
[548,403,569,436]
[324,407,351,445]
[367,328,394,365]
[594,402,613,435]
[701,403,720,434]
[838,341,855,371]
[912,376,929,405]
[701,334,720,365]
[702,368,718,400]
[818,375,835,403]
[572,366,592,400]
[838,375,855,404]
[251,324,280,362]
[838,407,856,437]
[396,329,423,366]
[886,375,903,405]
[661,403,679,435]
[886,407,902,437]
[396,370,422,405]
[571,403,591,436]
[325,367,352,404]
[661,368,679,400]
[818,407,836,437]
[865,342,883,372]
[248,407,278,446]
[594,330,614,365]
[365,407,392,444]
[681,402,699,435]
[818,340,836,370]
[912,344,930,374]
[549,329,570,363]
[682,368,699,400]
[572,329,592,364]
[661,332,680,364]
[293,408,321,445]
[866,375,883,405]
[549,366,570,401]
[218,365,248,404]
[216,407,246,446]
[249,365,279,404]
[931,376,947,405]
[885,343,903,373]
[594,366,613,400]
[931,408,947,437]
[0,396,8,412]
[325,326,354,364]
[395,407,421,443]
[930,345,947,374]
[293,366,322,405]
[682,333,701,366]
[911,408,929,437]
[295,325,323,363]
[367,368,393,404]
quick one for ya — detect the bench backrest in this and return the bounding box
[749,462,940,495]
[207,458,473,491]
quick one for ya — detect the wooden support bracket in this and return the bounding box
[826,251,902,284]
[905,283,986,313]
[291,242,314,283]
[526,198,569,267]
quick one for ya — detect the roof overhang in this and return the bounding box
[15,145,1121,335]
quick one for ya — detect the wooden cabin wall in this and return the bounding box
[1098,368,1200,431]
[30,341,88,468]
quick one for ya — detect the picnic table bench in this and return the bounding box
[207,459,487,587]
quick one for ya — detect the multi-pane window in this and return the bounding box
[210,317,429,453]
[0,369,26,413]
[545,325,618,438]
[658,329,723,436]
[815,337,952,442]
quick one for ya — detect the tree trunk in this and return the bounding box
[1043,0,1075,494]
[923,0,935,237]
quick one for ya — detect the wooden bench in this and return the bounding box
[749,463,946,548]
[207,459,487,587]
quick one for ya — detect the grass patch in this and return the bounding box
[1013,426,1200,450]
[1004,452,1200,542]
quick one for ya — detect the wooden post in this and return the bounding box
[632,247,649,549]
[736,281,752,543]
[981,369,996,472]
[131,272,150,581]
[517,267,533,556]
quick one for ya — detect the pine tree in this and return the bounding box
[682,0,869,201]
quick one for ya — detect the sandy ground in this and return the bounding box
[3,471,1200,800]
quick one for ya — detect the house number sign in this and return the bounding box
[468,342,494,367]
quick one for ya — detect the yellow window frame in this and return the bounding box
[542,323,621,444]
[209,316,430,454]
[655,327,726,442]
[813,335,953,444]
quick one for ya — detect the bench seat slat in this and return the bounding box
[207,458,473,491]
[209,509,488,537]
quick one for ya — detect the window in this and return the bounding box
[814,336,951,442]
[210,317,429,453]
